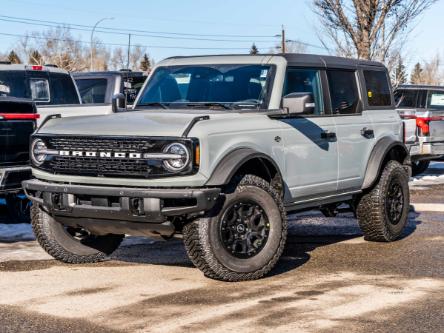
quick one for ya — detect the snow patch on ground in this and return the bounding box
[0,223,35,242]
[410,162,444,187]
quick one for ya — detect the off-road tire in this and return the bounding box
[411,160,430,176]
[183,174,287,281]
[31,205,124,263]
[356,161,410,242]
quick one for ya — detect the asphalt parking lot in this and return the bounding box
[0,164,443,333]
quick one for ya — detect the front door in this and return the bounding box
[279,68,338,202]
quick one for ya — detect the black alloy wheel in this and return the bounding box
[219,201,270,259]
[385,178,405,225]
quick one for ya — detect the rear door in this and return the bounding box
[329,69,375,192]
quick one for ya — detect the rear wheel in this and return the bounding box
[411,160,430,176]
[356,161,410,242]
[183,175,287,281]
[31,205,124,263]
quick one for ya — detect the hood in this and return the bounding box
[38,110,218,137]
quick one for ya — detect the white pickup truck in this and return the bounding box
[395,85,444,175]
[0,63,115,125]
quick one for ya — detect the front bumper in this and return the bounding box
[0,166,32,193]
[23,179,220,237]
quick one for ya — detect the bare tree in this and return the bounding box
[421,55,443,85]
[313,0,437,63]
[109,45,146,71]
[391,55,407,87]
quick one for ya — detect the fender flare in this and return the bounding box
[362,137,409,190]
[205,148,283,186]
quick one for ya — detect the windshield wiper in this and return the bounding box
[185,102,233,110]
[138,102,169,109]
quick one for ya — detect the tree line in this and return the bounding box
[1,26,154,73]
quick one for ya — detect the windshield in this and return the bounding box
[0,71,27,99]
[137,64,273,109]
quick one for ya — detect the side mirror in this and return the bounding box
[112,93,126,112]
[282,92,315,114]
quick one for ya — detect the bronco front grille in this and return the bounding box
[34,135,197,179]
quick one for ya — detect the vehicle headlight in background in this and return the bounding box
[31,139,48,166]
[162,143,190,172]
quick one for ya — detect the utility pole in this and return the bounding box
[127,33,131,70]
[281,25,286,54]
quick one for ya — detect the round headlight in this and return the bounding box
[31,139,48,166]
[163,143,190,172]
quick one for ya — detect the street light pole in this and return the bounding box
[90,17,114,71]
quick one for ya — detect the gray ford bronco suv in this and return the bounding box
[23,54,411,281]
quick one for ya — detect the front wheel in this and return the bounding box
[31,205,124,263]
[356,161,410,242]
[183,175,287,281]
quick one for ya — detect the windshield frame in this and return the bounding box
[135,63,276,111]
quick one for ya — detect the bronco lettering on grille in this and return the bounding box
[58,150,144,159]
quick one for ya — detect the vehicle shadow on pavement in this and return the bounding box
[110,211,421,277]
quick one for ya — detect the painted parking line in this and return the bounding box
[412,203,444,212]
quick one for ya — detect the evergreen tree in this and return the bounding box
[250,43,259,55]
[28,50,42,65]
[410,62,424,84]
[140,53,151,73]
[391,57,407,87]
[8,50,21,64]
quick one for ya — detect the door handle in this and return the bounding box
[321,130,336,140]
[361,127,374,138]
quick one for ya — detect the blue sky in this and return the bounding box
[0,0,443,72]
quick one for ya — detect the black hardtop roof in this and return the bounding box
[165,53,385,69]
[72,71,146,78]
[397,84,444,91]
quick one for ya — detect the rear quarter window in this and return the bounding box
[49,73,80,105]
[364,70,391,107]
[76,78,108,104]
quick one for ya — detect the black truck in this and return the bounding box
[0,98,39,222]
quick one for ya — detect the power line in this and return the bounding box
[0,14,278,39]
[0,16,278,43]
[0,32,275,50]
[0,14,328,50]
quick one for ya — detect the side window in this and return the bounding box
[394,90,417,108]
[49,73,80,105]
[76,78,108,104]
[363,70,391,107]
[284,68,323,115]
[327,70,360,114]
[29,78,50,102]
[417,90,427,109]
[427,90,444,110]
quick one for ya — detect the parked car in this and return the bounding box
[24,54,411,281]
[0,97,39,222]
[73,70,147,106]
[395,85,444,175]
[0,63,123,125]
